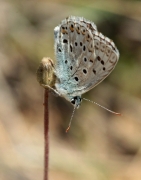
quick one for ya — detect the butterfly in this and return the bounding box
[37,16,120,130]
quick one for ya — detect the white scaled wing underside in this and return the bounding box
[54,16,119,99]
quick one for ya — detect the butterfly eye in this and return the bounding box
[71,99,75,105]
[71,96,82,108]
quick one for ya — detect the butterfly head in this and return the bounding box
[71,96,82,109]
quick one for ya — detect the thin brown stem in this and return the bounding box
[44,89,49,180]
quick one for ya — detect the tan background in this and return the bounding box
[0,0,141,180]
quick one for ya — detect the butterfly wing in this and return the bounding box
[79,31,120,94]
[54,16,119,98]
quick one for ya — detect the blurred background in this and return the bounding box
[0,0,141,180]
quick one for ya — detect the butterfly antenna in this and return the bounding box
[83,98,121,116]
[66,105,76,133]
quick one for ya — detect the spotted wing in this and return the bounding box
[54,16,119,96]
[81,30,120,94]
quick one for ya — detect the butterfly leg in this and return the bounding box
[41,84,61,96]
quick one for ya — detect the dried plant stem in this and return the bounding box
[44,89,49,180]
